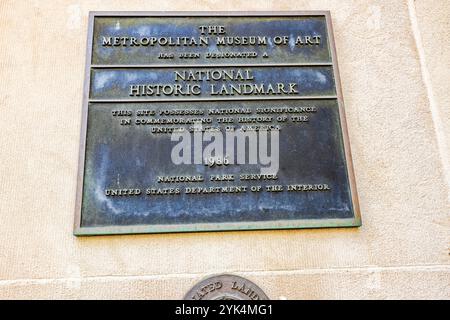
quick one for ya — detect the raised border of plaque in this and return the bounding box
[74,11,361,236]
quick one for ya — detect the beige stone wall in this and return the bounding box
[0,0,448,299]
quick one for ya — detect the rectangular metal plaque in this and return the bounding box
[74,11,361,235]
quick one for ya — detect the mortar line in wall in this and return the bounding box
[407,0,450,200]
[0,264,448,286]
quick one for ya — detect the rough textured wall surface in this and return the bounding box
[0,0,448,299]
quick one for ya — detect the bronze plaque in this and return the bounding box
[74,11,361,235]
[184,274,269,300]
